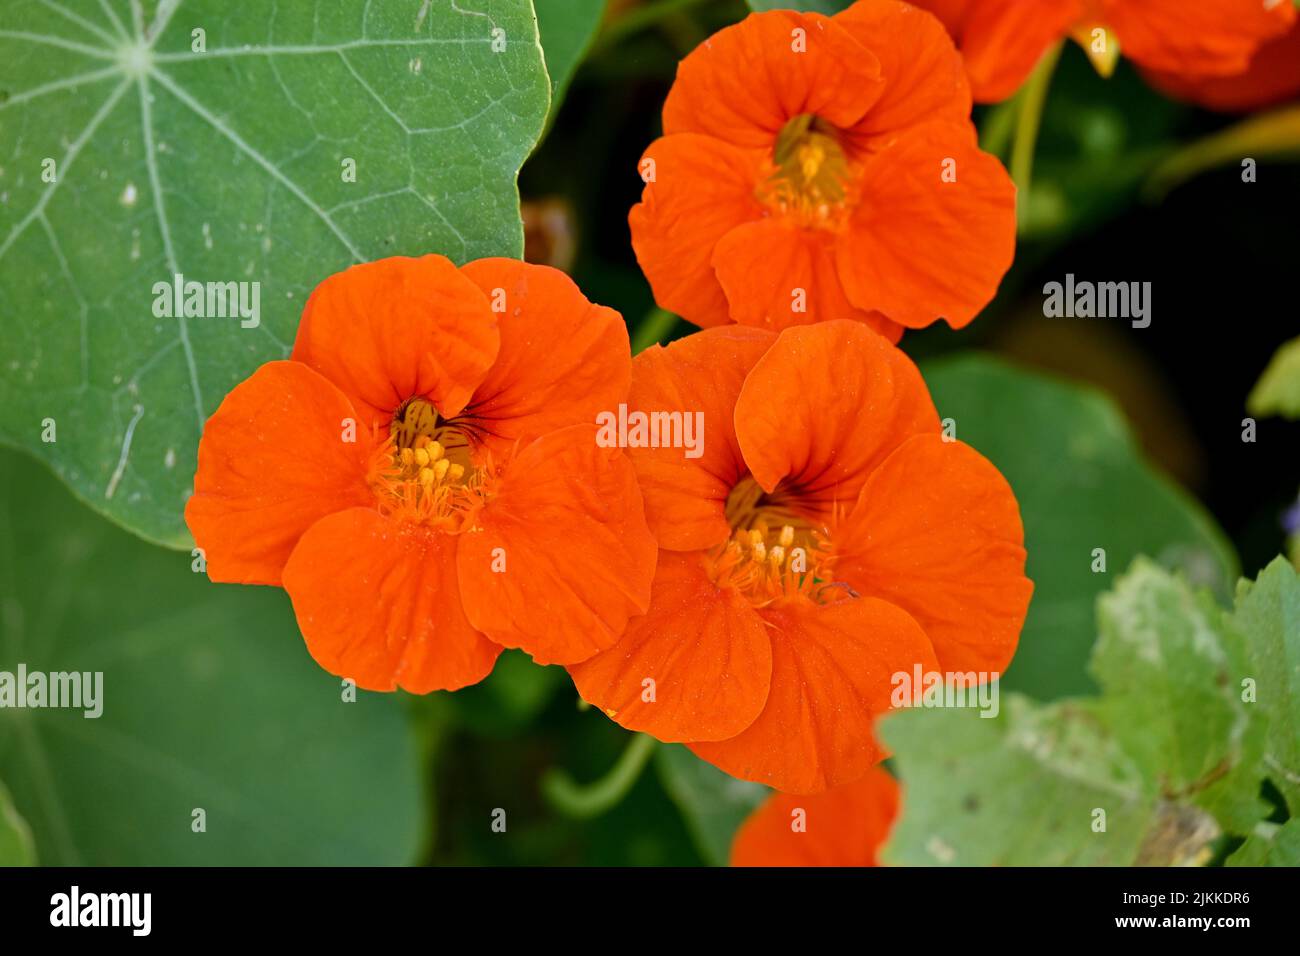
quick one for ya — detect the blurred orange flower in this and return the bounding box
[1142,7,1300,112]
[911,0,1296,103]
[568,322,1031,793]
[629,0,1016,342]
[731,767,899,866]
[186,255,656,691]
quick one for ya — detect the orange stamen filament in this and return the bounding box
[708,519,835,608]
[370,399,484,530]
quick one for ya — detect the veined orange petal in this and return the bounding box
[734,321,939,516]
[282,507,502,693]
[185,360,374,586]
[568,550,772,742]
[458,258,631,458]
[837,120,1016,330]
[629,134,766,329]
[628,326,776,551]
[835,435,1032,675]
[290,255,500,429]
[731,766,899,866]
[835,0,973,147]
[662,10,884,149]
[456,425,657,666]
[711,219,905,341]
[690,596,938,794]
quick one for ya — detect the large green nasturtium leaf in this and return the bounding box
[921,355,1238,699]
[0,0,551,547]
[882,559,1297,867]
[0,446,423,864]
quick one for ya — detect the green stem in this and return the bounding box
[630,307,679,354]
[1009,42,1063,228]
[542,733,657,819]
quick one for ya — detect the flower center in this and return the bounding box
[759,113,853,228]
[369,398,486,530]
[710,476,835,606]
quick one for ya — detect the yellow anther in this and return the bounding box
[769,545,785,568]
[748,529,764,549]
[448,463,465,482]
[415,435,431,450]
[799,143,825,180]
[399,447,414,468]
[779,525,795,548]
[752,541,766,562]
[418,467,435,487]
[434,458,450,481]
[427,440,445,462]
[414,447,430,467]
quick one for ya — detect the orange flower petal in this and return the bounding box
[458,258,631,459]
[730,766,899,866]
[456,424,657,665]
[836,121,1016,329]
[628,325,776,551]
[662,10,884,149]
[629,133,765,329]
[711,218,905,341]
[567,550,772,742]
[734,321,939,515]
[835,435,1032,674]
[282,507,502,693]
[185,360,375,586]
[834,0,973,146]
[1141,10,1300,112]
[290,255,500,429]
[1104,0,1294,78]
[690,596,938,794]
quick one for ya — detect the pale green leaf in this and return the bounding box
[1226,819,1300,867]
[1247,336,1300,420]
[1229,557,1300,815]
[1092,559,1265,832]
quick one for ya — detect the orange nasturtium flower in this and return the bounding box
[731,767,899,867]
[185,255,657,692]
[628,0,1016,343]
[1142,7,1300,113]
[568,321,1032,793]
[910,0,1296,103]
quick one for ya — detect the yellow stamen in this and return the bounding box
[414,447,430,467]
